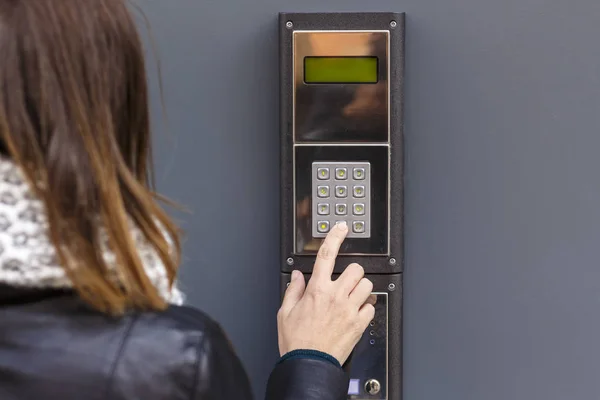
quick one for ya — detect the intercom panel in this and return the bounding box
[279,12,405,275]
[280,273,402,400]
[279,12,405,400]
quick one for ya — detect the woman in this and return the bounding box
[0,1,375,399]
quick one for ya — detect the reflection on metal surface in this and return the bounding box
[293,31,389,143]
[345,292,388,400]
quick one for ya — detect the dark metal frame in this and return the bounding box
[279,12,405,400]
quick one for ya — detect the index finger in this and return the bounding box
[312,221,348,280]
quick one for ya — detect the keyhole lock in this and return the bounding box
[365,379,381,395]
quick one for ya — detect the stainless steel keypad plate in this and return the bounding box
[312,161,371,238]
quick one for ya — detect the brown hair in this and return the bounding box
[0,0,181,315]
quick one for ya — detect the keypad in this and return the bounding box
[311,161,371,238]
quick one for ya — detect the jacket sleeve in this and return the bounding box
[265,357,350,400]
[193,322,254,400]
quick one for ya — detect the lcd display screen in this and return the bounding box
[304,56,378,84]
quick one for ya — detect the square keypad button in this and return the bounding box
[317,186,329,198]
[335,186,347,198]
[317,203,330,215]
[317,168,330,180]
[317,221,330,233]
[312,161,371,238]
[335,168,348,180]
[352,221,365,233]
[353,168,366,180]
[353,203,365,216]
[335,203,347,215]
[353,186,365,198]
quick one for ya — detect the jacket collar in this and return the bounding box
[0,284,73,306]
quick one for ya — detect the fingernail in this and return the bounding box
[291,270,300,281]
[336,221,347,230]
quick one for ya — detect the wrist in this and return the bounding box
[278,349,342,368]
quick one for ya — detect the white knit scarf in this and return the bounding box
[0,156,184,305]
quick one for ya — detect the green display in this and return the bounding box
[304,56,378,84]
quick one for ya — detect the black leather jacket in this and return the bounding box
[0,285,349,400]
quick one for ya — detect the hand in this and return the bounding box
[277,221,375,365]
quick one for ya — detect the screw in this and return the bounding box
[285,21,293,29]
[390,20,397,28]
[388,283,396,292]
[286,257,294,266]
[389,257,397,266]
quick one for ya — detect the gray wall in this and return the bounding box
[138,0,600,399]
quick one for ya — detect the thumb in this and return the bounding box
[280,270,305,315]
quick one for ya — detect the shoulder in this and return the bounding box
[134,304,226,339]
[108,305,250,399]
[129,305,235,367]
[0,288,251,400]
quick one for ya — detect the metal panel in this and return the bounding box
[293,31,390,143]
[280,12,405,274]
[281,273,403,400]
[297,148,386,255]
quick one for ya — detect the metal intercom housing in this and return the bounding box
[279,12,404,400]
